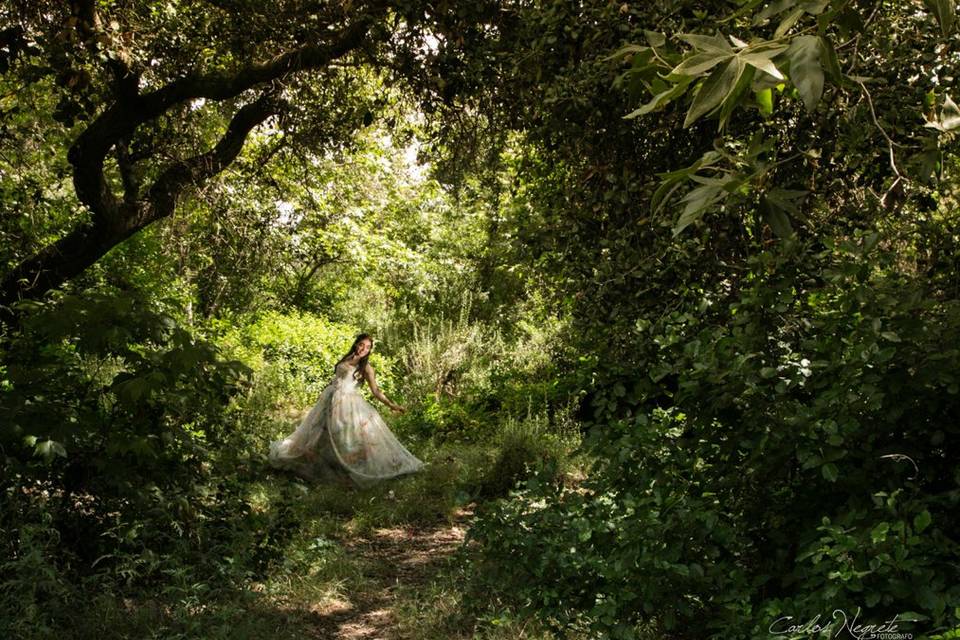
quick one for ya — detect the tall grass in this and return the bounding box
[0,290,584,640]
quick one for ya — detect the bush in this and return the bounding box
[466,240,960,639]
[0,294,311,637]
[214,310,380,405]
[478,413,573,498]
[1,293,250,498]
[393,309,502,401]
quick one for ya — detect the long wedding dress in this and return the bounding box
[268,361,424,487]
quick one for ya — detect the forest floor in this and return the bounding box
[49,441,563,639]
[307,505,473,640]
[240,440,561,640]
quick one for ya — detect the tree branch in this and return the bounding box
[113,141,139,207]
[1,3,388,314]
[144,93,280,225]
[66,10,380,227]
[0,94,277,311]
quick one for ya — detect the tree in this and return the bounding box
[447,1,960,635]
[0,0,398,312]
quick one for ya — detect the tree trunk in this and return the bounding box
[0,94,279,310]
[0,7,382,317]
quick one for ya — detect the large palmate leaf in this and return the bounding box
[670,51,733,77]
[718,66,757,131]
[684,57,746,127]
[786,35,824,112]
[678,33,735,55]
[741,49,786,80]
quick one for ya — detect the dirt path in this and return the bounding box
[307,507,473,640]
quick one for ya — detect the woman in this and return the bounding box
[268,334,424,487]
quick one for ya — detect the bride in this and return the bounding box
[268,334,424,487]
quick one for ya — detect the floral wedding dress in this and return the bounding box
[268,361,424,487]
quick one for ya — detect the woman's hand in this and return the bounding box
[391,404,407,415]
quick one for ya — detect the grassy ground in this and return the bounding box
[246,440,569,640]
[43,436,578,640]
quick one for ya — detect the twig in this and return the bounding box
[879,453,919,480]
[855,78,906,206]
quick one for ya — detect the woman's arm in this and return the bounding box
[363,364,406,413]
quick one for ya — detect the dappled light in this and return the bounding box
[2,1,959,639]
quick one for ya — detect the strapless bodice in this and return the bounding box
[330,360,360,391]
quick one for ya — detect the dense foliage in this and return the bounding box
[2,0,959,639]
[436,0,960,638]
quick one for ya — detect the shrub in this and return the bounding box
[0,294,311,637]
[478,413,571,498]
[466,241,960,638]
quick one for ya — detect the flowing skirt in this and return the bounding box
[268,384,424,487]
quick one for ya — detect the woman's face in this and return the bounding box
[355,338,372,358]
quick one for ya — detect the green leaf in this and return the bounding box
[910,147,941,182]
[684,57,746,127]
[756,0,798,22]
[114,375,150,403]
[871,521,890,542]
[801,0,831,16]
[671,51,733,77]
[914,510,932,533]
[765,188,808,217]
[723,0,767,23]
[625,77,693,119]
[673,183,725,235]
[925,0,956,36]
[678,33,734,55]
[34,439,67,462]
[718,65,756,130]
[821,462,839,482]
[752,70,786,92]
[644,30,666,48]
[819,36,844,84]
[762,196,795,238]
[775,7,806,38]
[755,88,774,116]
[603,44,649,62]
[741,50,785,80]
[651,151,722,213]
[786,35,824,112]
[651,179,686,216]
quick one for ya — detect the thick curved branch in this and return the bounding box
[145,94,280,224]
[1,4,388,315]
[145,19,373,105]
[114,142,138,207]
[0,95,277,310]
[67,11,380,225]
